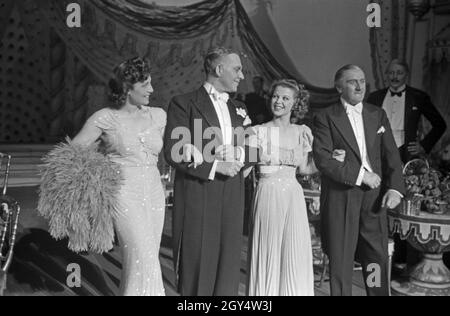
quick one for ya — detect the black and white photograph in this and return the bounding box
[0,0,450,298]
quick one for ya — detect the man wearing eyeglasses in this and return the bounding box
[367,59,446,163]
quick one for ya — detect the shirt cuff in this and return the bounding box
[387,189,404,199]
[208,160,218,180]
[356,167,365,186]
[237,146,245,164]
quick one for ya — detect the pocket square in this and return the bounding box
[412,106,419,111]
[377,126,386,134]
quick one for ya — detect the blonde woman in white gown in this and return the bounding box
[247,79,317,296]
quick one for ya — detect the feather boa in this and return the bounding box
[38,139,123,254]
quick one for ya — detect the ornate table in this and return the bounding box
[388,210,450,296]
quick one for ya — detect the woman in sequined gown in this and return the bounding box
[247,80,316,296]
[73,58,166,296]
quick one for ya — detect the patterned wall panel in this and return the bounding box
[0,1,51,143]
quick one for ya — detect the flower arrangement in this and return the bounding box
[404,159,450,215]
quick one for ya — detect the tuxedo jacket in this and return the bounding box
[313,102,405,195]
[163,87,257,295]
[313,102,405,297]
[367,86,446,160]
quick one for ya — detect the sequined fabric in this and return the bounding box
[87,106,166,296]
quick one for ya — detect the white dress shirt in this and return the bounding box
[204,82,244,180]
[382,85,406,148]
[342,99,403,199]
[342,99,373,186]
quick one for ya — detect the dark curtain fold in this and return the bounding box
[94,0,232,38]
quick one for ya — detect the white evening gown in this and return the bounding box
[248,124,314,296]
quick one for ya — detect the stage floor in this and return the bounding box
[3,186,367,296]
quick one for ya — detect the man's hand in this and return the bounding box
[182,144,204,168]
[216,161,244,177]
[215,145,241,162]
[408,142,425,156]
[362,172,381,189]
[382,190,402,209]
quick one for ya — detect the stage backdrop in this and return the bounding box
[41,0,338,132]
[0,0,52,143]
[1,0,339,143]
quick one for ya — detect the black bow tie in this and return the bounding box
[390,90,405,98]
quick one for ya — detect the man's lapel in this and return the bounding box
[192,87,221,127]
[228,99,246,147]
[404,86,413,133]
[227,99,241,128]
[191,87,223,143]
[379,88,389,106]
[363,103,379,160]
[331,103,361,161]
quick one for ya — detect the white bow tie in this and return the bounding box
[345,103,363,115]
[211,91,229,103]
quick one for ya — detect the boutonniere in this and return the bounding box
[236,107,252,126]
[236,107,247,118]
[243,116,252,126]
[377,126,386,135]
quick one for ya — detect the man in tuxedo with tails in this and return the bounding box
[164,47,257,296]
[313,65,405,296]
[367,59,446,163]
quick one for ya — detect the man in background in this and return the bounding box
[245,76,272,125]
[368,59,447,163]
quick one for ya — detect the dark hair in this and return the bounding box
[334,64,363,87]
[203,47,236,76]
[252,76,264,83]
[108,57,151,109]
[387,59,410,74]
[269,79,310,117]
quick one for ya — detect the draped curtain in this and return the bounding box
[369,0,409,90]
[39,0,339,114]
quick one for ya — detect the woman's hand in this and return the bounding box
[182,144,204,168]
[332,149,346,163]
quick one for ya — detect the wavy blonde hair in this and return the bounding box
[269,79,310,118]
